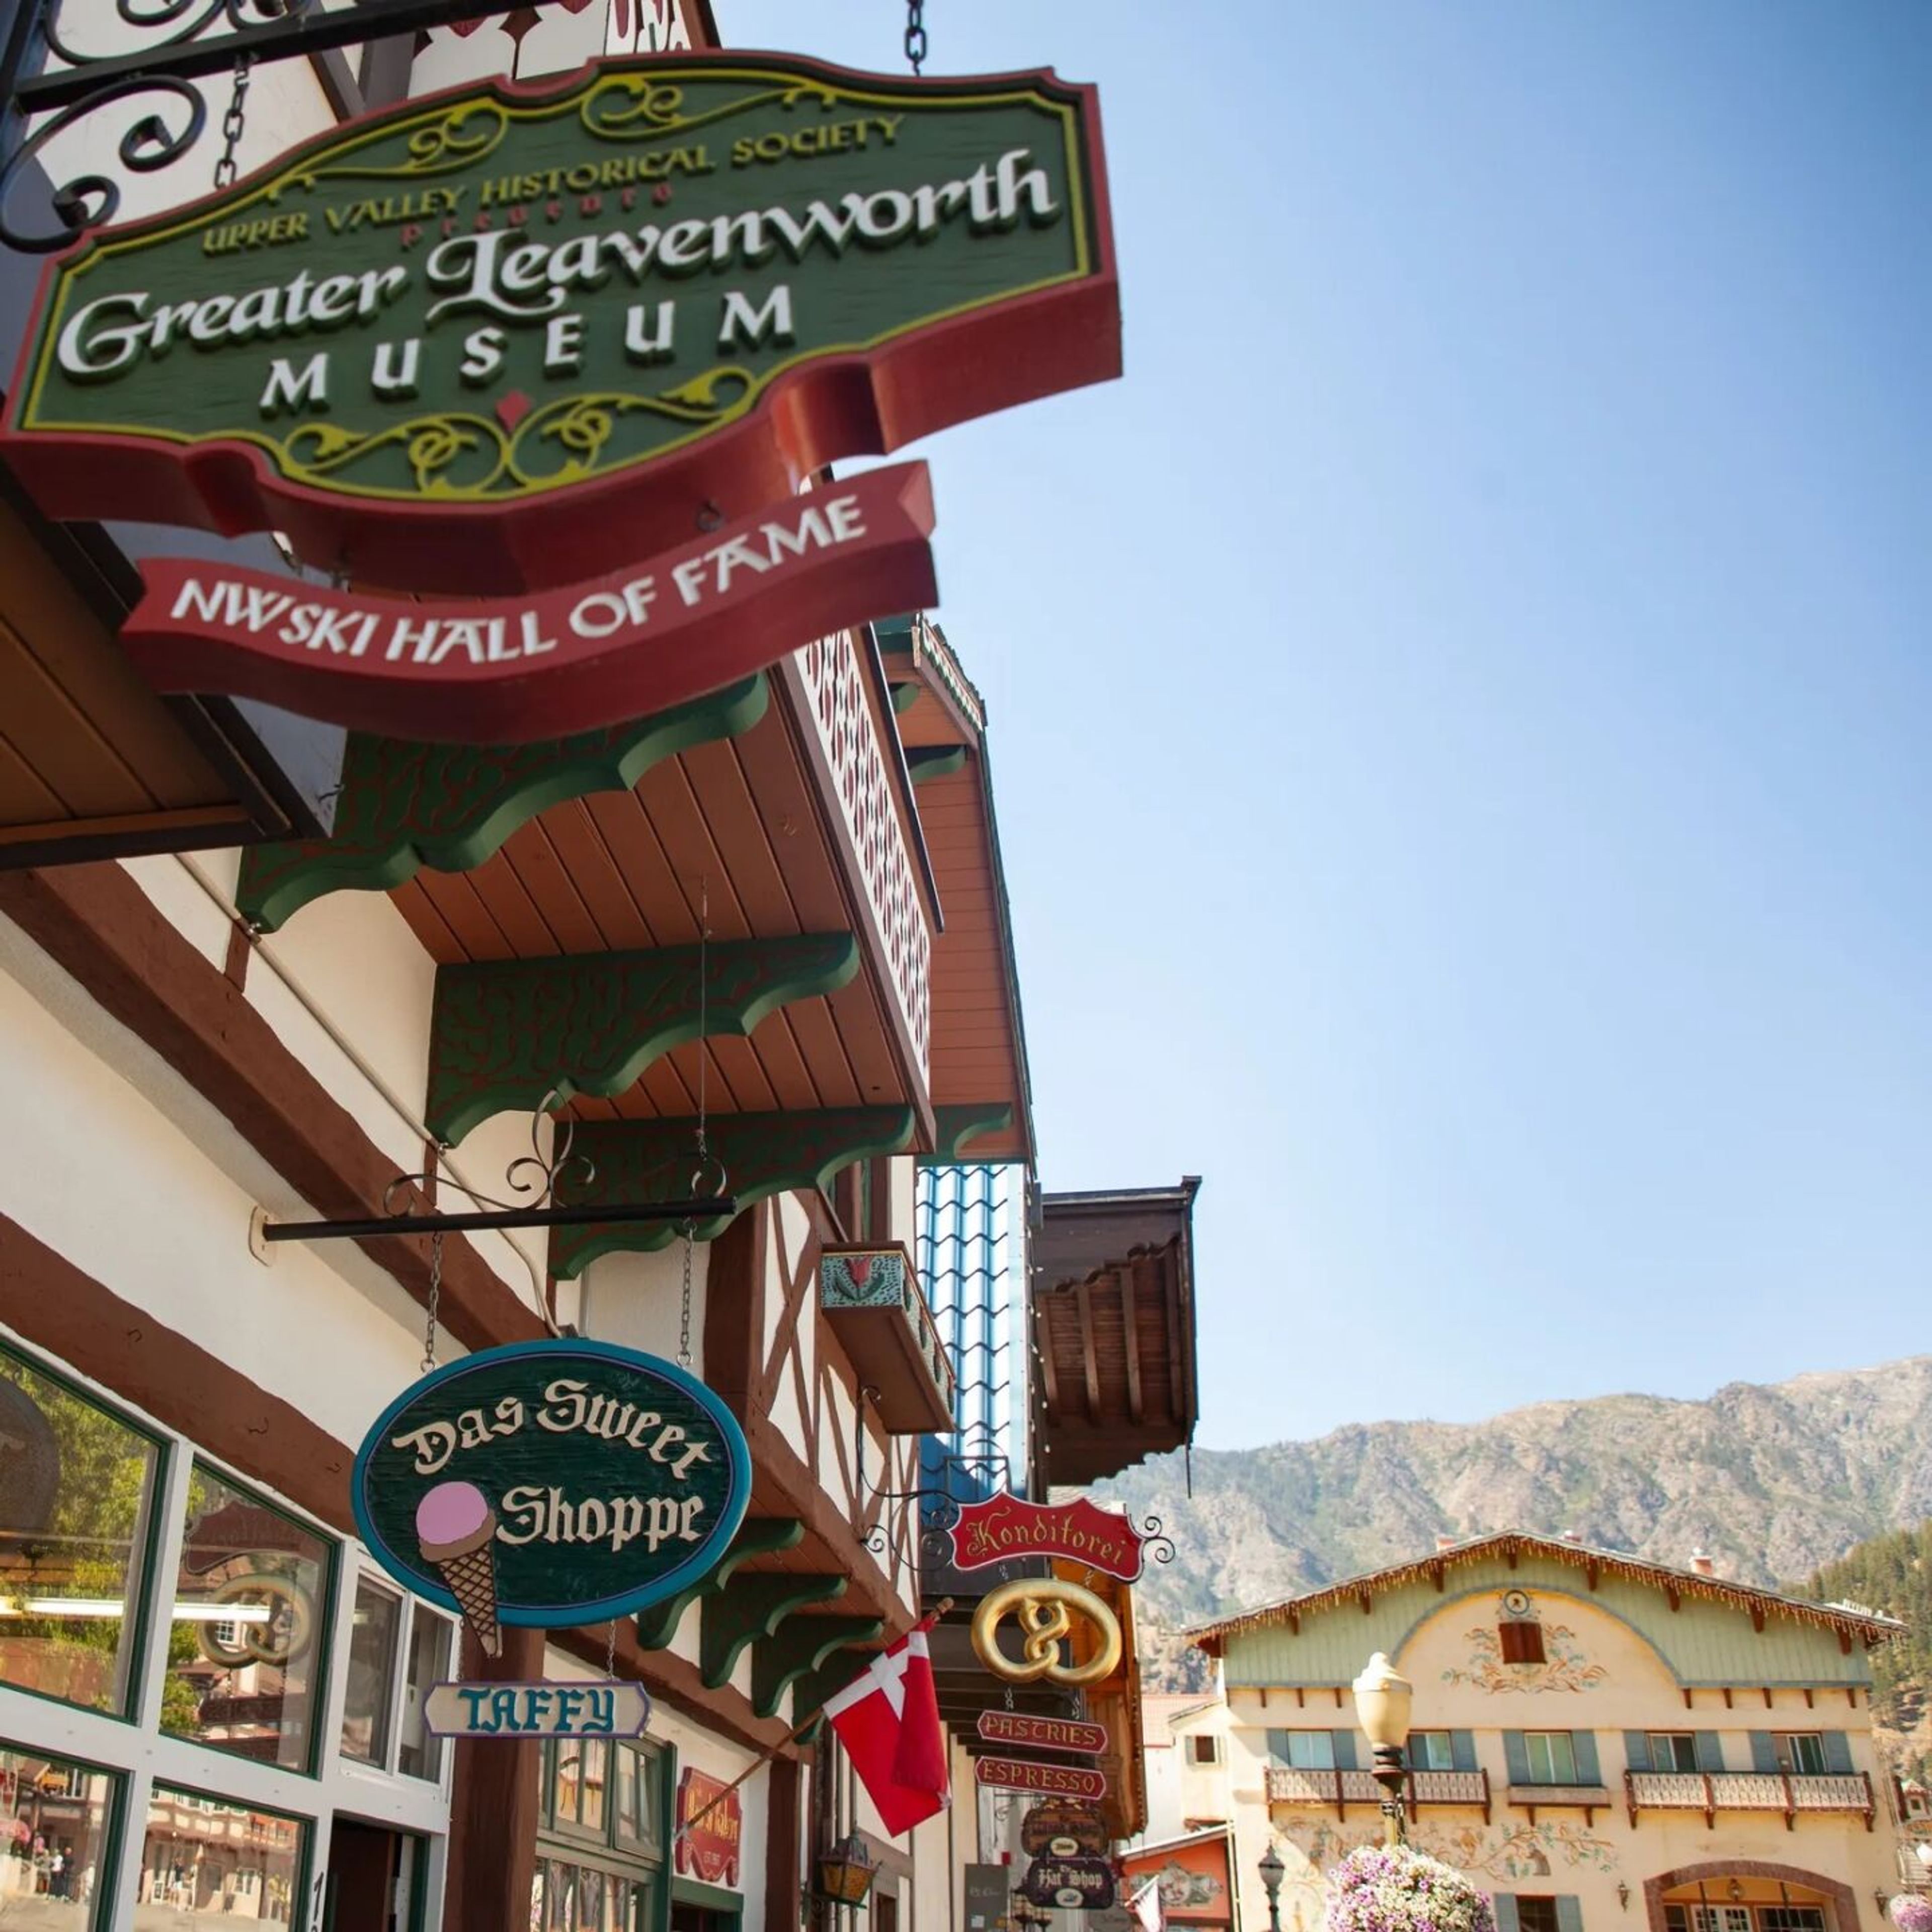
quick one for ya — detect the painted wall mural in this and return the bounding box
[1156,1858,1227,1909]
[1440,1610,1608,1696]
[1272,1816,1620,1932]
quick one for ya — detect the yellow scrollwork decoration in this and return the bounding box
[970,1578,1122,1686]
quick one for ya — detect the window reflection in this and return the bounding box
[398,1610,452,1782]
[140,1786,302,1924]
[164,1465,331,1774]
[0,1744,116,1927]
[0,1347,160,1718]
[339,1576,400,1765]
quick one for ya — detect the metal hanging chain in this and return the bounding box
[904,0,927,74]
[421,1230,443,1372]
[678,877,708,1372]
[212,53,252,191]
[606,1619,619,1679]
[678,1228,693,1371]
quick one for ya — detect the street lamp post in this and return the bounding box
[1258,1845,1285,1932]
[1353,1652,1415,1848]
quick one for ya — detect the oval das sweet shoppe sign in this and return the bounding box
[353,1338,750,1649]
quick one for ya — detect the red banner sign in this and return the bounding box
[948,1492,1146,1581]
[977,1711,1107,1755]
[974,1755,1107,1801]
[673,1767,742,1888]
[120,461,935,742]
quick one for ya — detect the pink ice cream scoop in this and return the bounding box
[416,1480,501,1657]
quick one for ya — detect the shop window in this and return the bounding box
[1774,1734,1827,1776]
[541,1739,667,1930]
[553,1739,613,1836]
[0,1742,118,1924]
[0,1342,164,1719]
[338,1575,402,1766]
[397,1608,453,1782]
[1522,1733,1577,1785]
[1758,1912,1827,1932]
[164,1462,334,1776]
[141,1783,305,1925]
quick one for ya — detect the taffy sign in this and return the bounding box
[352,1339,750,1653]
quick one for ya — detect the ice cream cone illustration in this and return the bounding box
[416,1480,502,1658]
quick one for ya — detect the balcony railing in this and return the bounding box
[1625,1770,1875,1830]
[1266,1766,1492,1823]
[820,1245,955,1432]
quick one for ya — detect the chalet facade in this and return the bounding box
[1184,1534,1909,1932]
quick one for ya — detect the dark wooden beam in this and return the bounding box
[1119,1260,1144,1426]
[1075,1279,1102,1424]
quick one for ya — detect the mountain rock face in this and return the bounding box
[1099,1356,1932,1678]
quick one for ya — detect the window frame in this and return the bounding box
[1185,1733,1222,1766]
[1513,1898,1562,1932]
[1499,1621,1547,1665]
[1773,1733,1827,1777]
[1410,1730,1455,1773]
[1270,1730,1338,1772]
[1648,1732,1699,1774]
[1523,1731,1578,1785]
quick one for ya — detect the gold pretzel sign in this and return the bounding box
[970,1579,1122,1686]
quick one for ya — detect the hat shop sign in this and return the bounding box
[1,52,1117,741]
[352,1338,751,1661]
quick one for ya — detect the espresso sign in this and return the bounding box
[975,1756,1106,1802]
[2,53,1115,592]
[949,1492,1146,1581]
[352,1338,750,1648]
[978,1711,1107,1755]
[122,461,934,740]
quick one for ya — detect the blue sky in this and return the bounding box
[720,2,1932,1448]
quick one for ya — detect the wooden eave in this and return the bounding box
[1030,1181,1202,1488]
[0,483,338,866]
[1185,1531,1908,1651]
[387,655,935,1146]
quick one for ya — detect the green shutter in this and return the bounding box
[1623,1732,1651,1775]
[1749,1732,1778,1774]
[1451,1731,1478,1773]
[1556,1897,1584,1932]
[1694,1733,1725,1775]
[1267,1730,1293,1767]
[1494,1898,1521,1932]
[1821,1733,1854,1776]
[1503,1732,1531,1784]
[1334,1730,1360,1772]
[1573,1732,1601,1786]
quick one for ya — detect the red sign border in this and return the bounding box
[0,51,1117,596]
[673,1766,742,1890]
[973,1755,1108,1802]
[976,1710,1108,1755]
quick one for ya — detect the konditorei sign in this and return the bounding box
[948,1491,1146,1581]
[974,1756,1106,1802]
[122,460,934,740]
[352,1338,750,1652]
[425,1679,651,1738]
[2,52,1116,593]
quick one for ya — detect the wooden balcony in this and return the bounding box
[1624,1769,1876,1831]
[1265,1766,1492,1824]
[1507,1783,1615,1824]
[819,1245,955,1432]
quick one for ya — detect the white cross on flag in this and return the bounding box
[821,1622,950,1835]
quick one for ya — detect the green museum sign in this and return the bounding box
[352,1339,750,1650]
[1,52,1117,592]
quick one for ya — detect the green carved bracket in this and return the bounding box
[632,1515,803,1653]
[921,1102,1018,1165]
[549,1106,918,1277]
[426,933,859,1145]
[235,674,769,931]
[750,1614,886,1721]
[905,745,969,786]
[699,1573,846,1691]
[889,681,921,716]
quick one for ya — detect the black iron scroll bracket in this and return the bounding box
[0,0,535,253]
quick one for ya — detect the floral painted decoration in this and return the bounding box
[1888,1897,1932,1932]
[1327,1843,1497,1932]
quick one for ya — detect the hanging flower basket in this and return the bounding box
[1889,1896,1932,1932]
[1327,1844,1497,1932]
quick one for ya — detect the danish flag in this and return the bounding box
[821,1621,951,1836]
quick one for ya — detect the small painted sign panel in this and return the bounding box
[948,1492,1145,1581]
[1019,1857,1115,1911]
[978,1711,1107,1755]
[120,461,935,741]
[1020,1801,1108,1858]
[975,1756,1106,1802]
[425,1679,651,1738]
[352,1338,750,1650]
[2,52,1116,593]
[673,1768,742,1887]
